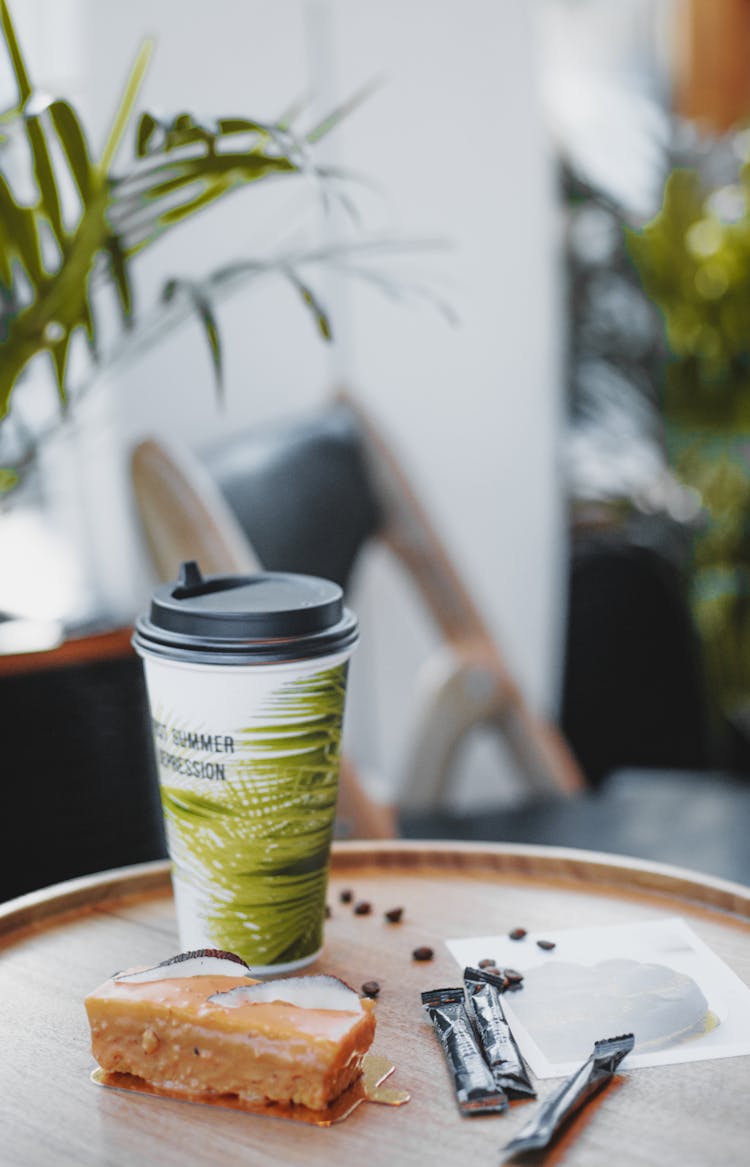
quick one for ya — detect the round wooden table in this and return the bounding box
[2,841,750,1167]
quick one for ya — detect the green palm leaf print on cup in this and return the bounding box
[160,663,348,967]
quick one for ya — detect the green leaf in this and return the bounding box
[104,235,132,323]
[136,111,158,156]
[161,277,223,396]
[100,39,153,171]
[49,99,94,201]
[25,113,64,245]
[0,172,45,283]
[216,115,274,139]
[284,269,332,341]
[135,110,275,158]
[113,151,296,256]
[0,0,31,106]
[305,77,383,144]
[49,331,72,406]
[0,219,13,284]
[81,296,97,353]
[0,464,18,492]
[133,151,296,203]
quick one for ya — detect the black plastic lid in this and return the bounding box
[133,561,358,664]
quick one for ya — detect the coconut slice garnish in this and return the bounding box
[114,949,252,984]
[208,973,364,1012]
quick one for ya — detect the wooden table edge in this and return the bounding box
[332,839,750,916]
[2,841,749,940]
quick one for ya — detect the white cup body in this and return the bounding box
[138,646,354,973]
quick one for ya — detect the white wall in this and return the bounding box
[17,0,566,807]
[322,1,566,801]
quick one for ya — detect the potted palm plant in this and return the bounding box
[0,0,350,490]
[0,0,442,484]
[0,0,445,635]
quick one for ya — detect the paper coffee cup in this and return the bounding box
[133,561,358,973]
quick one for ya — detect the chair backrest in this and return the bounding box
[199,399,382,591]
[130,390,585,830]
[131,434,259,581]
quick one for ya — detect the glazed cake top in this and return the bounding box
[86,973,372,1046]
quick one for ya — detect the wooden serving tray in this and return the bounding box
[2,841,750,1167]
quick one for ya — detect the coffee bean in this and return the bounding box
[339,889,354,904]
[412,946,434,962]
[537,939,556,951]
[361,980,380,998]
[478,958,496,969]
[384,907,404,924]
[509,928,527,940]
[354,901,372,916]
[504,968,524,984]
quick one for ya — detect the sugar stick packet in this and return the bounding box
[500,1033,635,1161]
[421,987,508,1115]
[463,966,536,1099]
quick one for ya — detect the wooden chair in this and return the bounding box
[131,390,584,838]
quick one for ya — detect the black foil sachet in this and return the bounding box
[463,966,536,1099]
[500,1032,635,1161]
[421,987,508,1116]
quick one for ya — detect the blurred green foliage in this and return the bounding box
[628,169,750,427]
[628,156,750,716]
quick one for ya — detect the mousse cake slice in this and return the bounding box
[85,950,376,1111]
